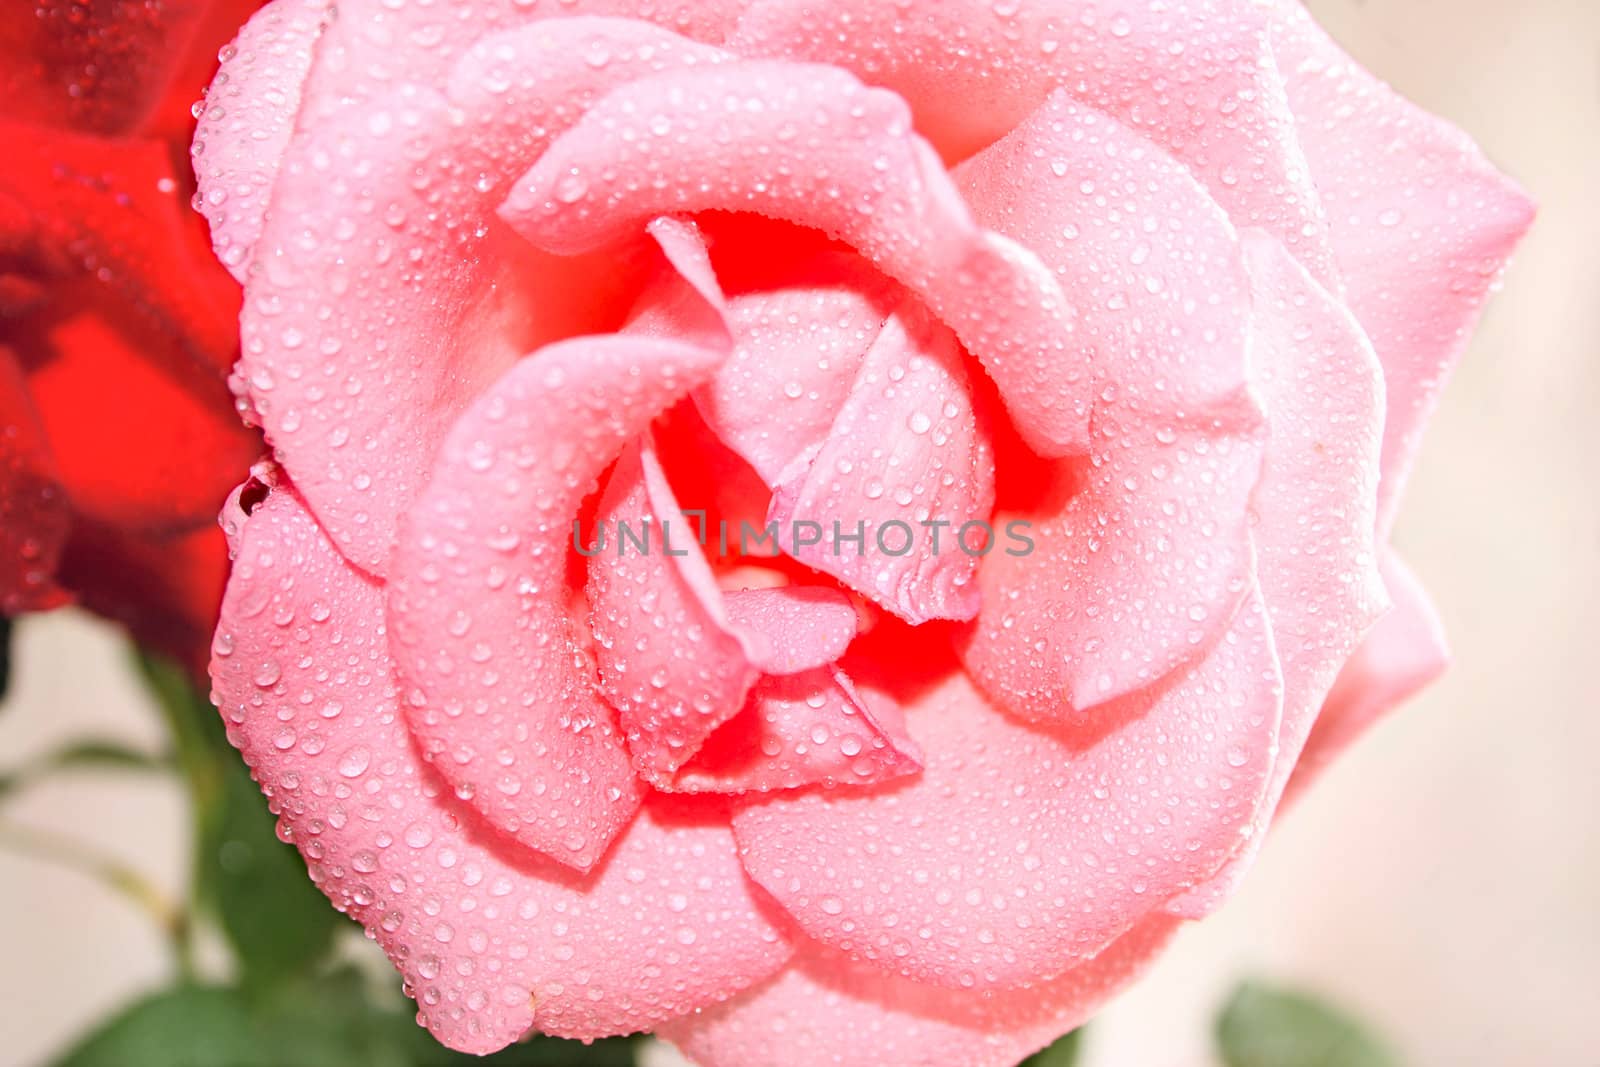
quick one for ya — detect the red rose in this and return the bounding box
[0,0,262,668]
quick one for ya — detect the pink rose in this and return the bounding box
[202,1,1531,1062]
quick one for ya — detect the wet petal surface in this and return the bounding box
[213,488,792,1053]
[386,331,724,870]
[664,916,1177,1067]
[733,600,1279,989]
[957,93,1264,721]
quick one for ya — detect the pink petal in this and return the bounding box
[956,93,1256,417]
[386,330,724,871]
[768,298,995,624]
[235,18,729,572]
[500,59,1093,458]
[674,667,922,795]
[1166,231,1388,918]
[293,0,742,106]
[956,93,1265,720]
[587,439,758,787]
[961,406,1264,725]
[732,593,1280,989]
[211,488,791,1054]
[730,0,1337,281]
[1286,552,1448,800]
[1269,4,1536,531]
[663,916,1178,1067]
[695,252,897,487]
[626,215,736,350]
[193,0,335,282]
[588,432,879,795]
[722,585,860,676]
[444,20,732,206]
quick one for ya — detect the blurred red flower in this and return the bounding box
[0,0,262,671]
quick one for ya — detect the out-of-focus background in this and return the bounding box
[1,1,1594,1064]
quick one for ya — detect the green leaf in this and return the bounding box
[50,986,270,1067]
[51,973,641,1067]
[250,968,437,1067]
[0,739,171,798]
[136,653,341,989]
[1018,1029,1083,1067]
[468,1034,643,1067]
[256,967,642,1067]
[1216,981,1399,1067]
[203,753,343,989]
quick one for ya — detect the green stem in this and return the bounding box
[134,653,230,984]
[0,819,195,980]
[0,741,172,798]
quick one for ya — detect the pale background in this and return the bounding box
[1,0,1595,1064]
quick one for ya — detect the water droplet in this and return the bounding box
[338,746,372,778]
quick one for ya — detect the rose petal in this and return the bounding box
[768,297,995,624]
[0,347,69,613]
[695,252,897,487]
[5,118,244,379]
[4,122,256,534]
[59,520,231,673]
[386,328,725,871]
[0,0,250,137]
[626,215,737,350]
[730,0,1337,281]
[722,585,859,676]
[295,0,743,109]
[957,93,1265,720]
[732,592,1279,989]
[1286,551,1448,800]
[25,292,255,534]
[956,93,1257,418]
[235,18,728,572]
[1166,231,1387,918]
[588,439,758,787]
[194,0,337,281]
[674,667,922,795]
[583,217,760,785]
[211,488,792,1054]
[1269,3,1536,530]
[444,19,733,206]
[663,916,1177,1067]
[501,59,1093,458]
[589,427,870,792]
[961,408,1265,726]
